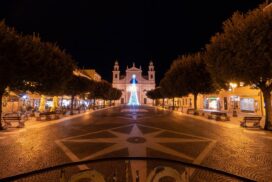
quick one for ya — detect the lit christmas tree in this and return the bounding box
[50,96,58,112]
[128,75,140,106]
[39,95,46,112]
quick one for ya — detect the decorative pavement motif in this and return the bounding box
[118,108,165,121]
[56,124,216,181]
[121,108,148,113]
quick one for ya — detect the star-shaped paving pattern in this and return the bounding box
[118,108,167,121]
[56,124,216,181]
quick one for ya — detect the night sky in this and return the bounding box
[0,0,263,84]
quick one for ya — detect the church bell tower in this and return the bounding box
[148,61,155,81]
[112,61,120,82]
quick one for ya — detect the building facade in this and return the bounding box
[112,61,155,105]
[73,69,102,81]
[2,69,102,113]
[160,83,265,117]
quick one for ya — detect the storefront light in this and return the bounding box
[229,82,237,89]
[62,100,70,107]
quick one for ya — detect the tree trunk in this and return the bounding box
[70,95,74,115]
[93,98,96,109]
[60,96,63,108]
[262,89,272,130]
[0,90,4,130]
[104,100,106,107]
[172,97,175,110]
[193,93,198,110]
[162,98,165,108]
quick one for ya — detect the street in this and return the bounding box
[0,106,272,181]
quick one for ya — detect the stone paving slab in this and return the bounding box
[0,105,271,181]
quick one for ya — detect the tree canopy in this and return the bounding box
[205,4,272,129]
[172,53,215,109]
[0,21,75,128]
[160,52,215,110]
[146,87,163,100]
[0,21,75,95]
[62,75,93,115]
[146,87,163,106]
[106,87,122,101]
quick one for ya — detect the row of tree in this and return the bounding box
[147,3,272,130]
[65,76,121,114]
[0,21,122,129]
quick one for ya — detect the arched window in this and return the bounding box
[130,74,138,84]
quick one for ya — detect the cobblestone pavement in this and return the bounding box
[0,106,272,181]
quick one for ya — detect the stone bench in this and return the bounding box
[207,111,230,121]
[2,114,25,128]
[240,116,262,128]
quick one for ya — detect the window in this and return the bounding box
[151,74,153,79]
[115,74,117,78]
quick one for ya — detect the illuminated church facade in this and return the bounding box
[112,61,156,105]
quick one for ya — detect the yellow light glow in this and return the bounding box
[229,82,237,89]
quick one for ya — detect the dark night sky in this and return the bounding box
[0,0,263,84]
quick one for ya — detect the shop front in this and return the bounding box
[240,98,256,113]
[204,97,220,110]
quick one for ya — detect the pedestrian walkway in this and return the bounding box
[155,106,272,136]
[0,106,117,136]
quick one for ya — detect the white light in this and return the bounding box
[230,82,237,89]
[62,100,70,107]
[21,95,28,100]
[128,74,140,106]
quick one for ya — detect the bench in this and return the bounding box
[36,112,60,121]
[240,116,262,128]
[2,114,25,128]
[187,108,196,114]
[208,111,229,121]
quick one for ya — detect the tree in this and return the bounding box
[0,21,75,128]
[170,53,215,110]
[146,90,156,105]
[16,37,75,95]
[88,80,111,107]
[100,81,113,107]
[146,87,163,106]
[160,60,189,109]
[64,75,93,115]
[106,87,122,105]
[205,5,272,129]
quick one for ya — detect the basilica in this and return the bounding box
[112,61,156,105]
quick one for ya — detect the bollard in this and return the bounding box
[136,170,140,182]
[59,169,66,182]
[112,172,117,182]
[125,160,129,182]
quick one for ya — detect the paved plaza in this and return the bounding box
[0,106,272,181]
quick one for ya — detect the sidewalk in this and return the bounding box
[0,106,117,135]
[156,106,272,135]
